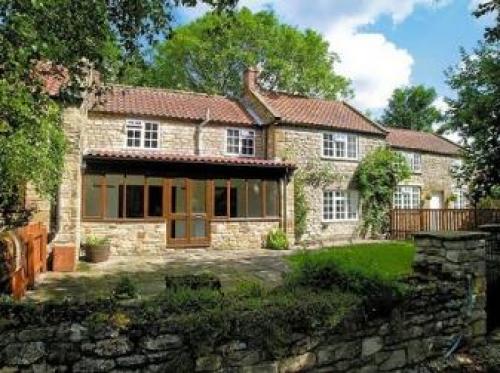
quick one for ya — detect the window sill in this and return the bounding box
[321,156,359,163]
[322,219,359,223]
[211,217,280,223]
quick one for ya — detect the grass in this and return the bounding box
[287,241,416,282]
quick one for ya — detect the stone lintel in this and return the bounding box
[413,231,488,241]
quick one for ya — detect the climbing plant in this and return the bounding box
[353,147,411,238]
[284,150,339,241]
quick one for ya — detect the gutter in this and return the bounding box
[195,108,210,155]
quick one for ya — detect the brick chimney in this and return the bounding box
[243,66,260,92]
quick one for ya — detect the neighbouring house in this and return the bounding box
[26,68,462,255]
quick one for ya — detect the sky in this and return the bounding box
[175,0,492,116]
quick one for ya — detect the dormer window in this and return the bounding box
[400,151,421,173]
[323,132,358,160]
[126,120,159,149]
[226,128,255,156]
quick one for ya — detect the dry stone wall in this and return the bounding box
[0,232,488,372]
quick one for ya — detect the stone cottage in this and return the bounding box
[27,68,463,255]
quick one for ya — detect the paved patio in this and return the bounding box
[26,248,297,302]
[26,240,378,302]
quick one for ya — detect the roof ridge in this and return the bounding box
[107,84,235,100]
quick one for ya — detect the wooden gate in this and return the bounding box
[0,222,48,299]
[390,209,500,239]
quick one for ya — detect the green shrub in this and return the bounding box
[266,228,289,250]
[83,235,110,246]
[113,276,138,299]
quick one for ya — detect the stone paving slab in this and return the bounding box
[26,240,378,302]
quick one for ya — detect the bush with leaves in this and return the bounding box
[354,147,411,237]
[266,228,289,250]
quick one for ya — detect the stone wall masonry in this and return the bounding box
[210,220,280,250]
[81,222,166,256]
[0,232,489,372]
[272,126,386,243]
[86,113,265,158]
[400,153,461,208]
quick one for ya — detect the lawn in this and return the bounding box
[287,241,416,282]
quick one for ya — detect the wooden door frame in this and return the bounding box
[166,178,211,247]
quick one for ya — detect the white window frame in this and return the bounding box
[322,132,358,160]
[399,151,422,173]
[393,186,421,209]
[125,119,160,149]
[323,190,359,222]
[225,128,255,157]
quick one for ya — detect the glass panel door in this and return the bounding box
[189,180,209,244]
[167,178,210,246]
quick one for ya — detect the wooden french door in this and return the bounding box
[167,178,210,247]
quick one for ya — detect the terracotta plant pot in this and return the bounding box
[52,245,76,272]
[84,244,110,263]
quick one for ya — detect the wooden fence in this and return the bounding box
[390,209,500,240]
[1,222,47,299]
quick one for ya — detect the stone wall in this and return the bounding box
[400,152,461,208]
[0,232,488,372]
[272,125,386,243]
[211,220,280,250]
[81,222,167,256]
[86,113,265,158]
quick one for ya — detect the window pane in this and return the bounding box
[125,175,144,218]
[191,218,206,238]
[323,133,334,157]
[230,179,246,218]
[191,180,206,213]
[147,178,163,217]
[248,179,262,217]
[105,174,124,218]
[335,141,346,158]
[126,121,142,148]
[170,220,186,239]
[226,129,240,154]
[214,180,228,217]
[347,135,357,158]
[171,179,186,214]
[144,122,159,148]
[266,181,279,217]
[84,175,102,217]
[323,190,333,220]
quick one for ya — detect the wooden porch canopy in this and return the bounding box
[83,149,296,178]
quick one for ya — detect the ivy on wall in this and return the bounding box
[354,147,411,238]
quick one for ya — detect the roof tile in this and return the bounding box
[386,128,461,156]
[84,149,295,169]
[259,91,386,135]
[91,86,255,125]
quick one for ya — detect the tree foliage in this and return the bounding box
[0,0,235,222]
[443,1,500,202]
[148,7,352,98]
[381,85,442,132]
[354,147,411,238]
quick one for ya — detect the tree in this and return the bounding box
[0,0,236,225]
[381,85,443,132]
[354,148,411,238]
[443,1,500,202]
[148,7,351,98]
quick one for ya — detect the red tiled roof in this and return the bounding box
[258,91,386,135]
[84,149,295,169]
[90,86,255,125]
[386,128,461,156]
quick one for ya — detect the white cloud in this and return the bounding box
[178,0,453,110]
[238,0,453,110]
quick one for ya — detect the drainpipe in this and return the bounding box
[195,108,210,155]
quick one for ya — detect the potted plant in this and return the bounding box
[83,235,110,263]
